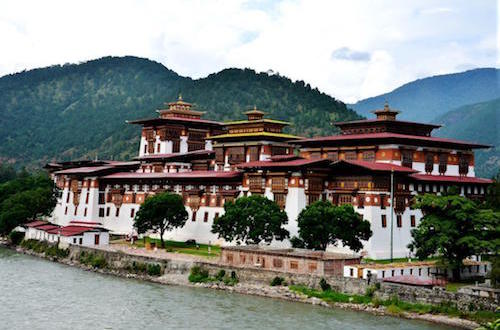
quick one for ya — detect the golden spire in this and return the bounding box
[178,93,183,101]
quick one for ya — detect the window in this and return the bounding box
[274,193,286,210]
[94,234,100,245]
[402,150,413,168]
[308,263,317,272]
[249,176,263,192]
[439,154,447,174]
[391,270,395,277]
[192,211,197,222]
[172,140,180,153]
[214,212,219,219]
[410,215,416,227]
[380,194,386,209]
[84,208,87,217]
[362,151,375,162]
[410,268,413,275]
[350,268,354,277]
[459,155,469,175]
[73,238,77,244]
[338,194,352,205]
[98,192,105,204]
[248,146,259,161]
[382,270,385,278]
[204,212,209,222]
[425,153,434,173]
[418,268,422,276]
[215,148,224,163]
[400,269,404,275]
[273,258,283,268]
[130,208,135,218]
[345,151,357,160]
[99,208,105,217]
[290,261,298,270]
[79,238,83,245]
[397,215,402,227]
[66,192,70,203]
[381,215,387,228]
[357,195,364,209]
[327,151,338,161]
[157,143,161,153]
[85,192,90,204]
[115,207,120,217]
[143,144,147,154]
[106,207,110,217]
[74,206,78,216]
[308,194,320,205]
[64,207,68,215]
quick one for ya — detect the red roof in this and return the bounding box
[333,160,418,173]
[292,132,490,149]
[409,174,493,184]
[25,220,48,228]
[57,225,103,236]
[334,118,441,129]
[35,224,61,231]
[55,165,114,175]
[128,116,223,126]
[102,170,242,180]
[237,158,331,169]
[268,154,301,161]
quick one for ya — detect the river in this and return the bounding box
[0,248,454,330]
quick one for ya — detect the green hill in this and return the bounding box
[435,98,500,178]
[0,56,359,168]
[350,68,500,122]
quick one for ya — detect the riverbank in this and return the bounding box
[0,241,488,329]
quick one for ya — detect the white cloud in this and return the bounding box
[0,0,496,102]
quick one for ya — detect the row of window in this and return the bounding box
[191,211,219,222]
[381,214,416,228]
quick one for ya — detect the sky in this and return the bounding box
[0,0,497,103]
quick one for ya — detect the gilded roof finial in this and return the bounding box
[384,101,390,111]
[178,93,183,101]
[254,105,257,111]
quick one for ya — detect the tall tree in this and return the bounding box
[408,193,500,280]
[0,172,56,235]
[294,201,372,251]
[134,192,188,248]
[212,195,289,245]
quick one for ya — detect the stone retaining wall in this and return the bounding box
[68,245,497,312]
[376,282,499,312]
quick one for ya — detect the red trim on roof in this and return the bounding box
[334,118,441,129]
[128,116,223,126]
[25,220,48,228]
[292,132,490,148]
[409,174,493,184]
[333,160,418,173]
[102,170,242,180]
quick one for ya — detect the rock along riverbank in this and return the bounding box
[1,241,481,330]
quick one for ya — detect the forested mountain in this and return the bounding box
[0,56,359,168]
[350,68,500,122]
[435,98,500,178]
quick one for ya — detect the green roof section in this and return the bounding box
[210,131,302,140]
[223,119,291,126]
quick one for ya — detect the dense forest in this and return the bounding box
[0,56,359,168]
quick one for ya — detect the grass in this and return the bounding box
[113,237,221,258]
[289,285,499,324]
[445,281,473,292]
[188,266,238,286]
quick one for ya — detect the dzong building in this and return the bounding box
[46,96,492,259]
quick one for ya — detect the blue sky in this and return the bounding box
[0,0,497,102]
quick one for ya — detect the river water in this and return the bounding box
[0,248,453,330]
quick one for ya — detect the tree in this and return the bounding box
[293,201,372,251]
[0,172,56,235]
[134,192,188,248]
[408,193,500,280]
[485,170,500,211]
[211,195,289,245]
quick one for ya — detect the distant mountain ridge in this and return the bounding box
[0,56,359,168]
[350,68,500,123]
[435,98,500,178]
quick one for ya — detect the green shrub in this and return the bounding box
[365,285,377,298]
[147,264,162,276]
[270,276,285,286]
[9,231,24,245]
[215,269,226,281]
[20,239,68,258]
[231,271,237,280]
[79,251,107,269]
[319,278,331,291]
[188,266,210,283]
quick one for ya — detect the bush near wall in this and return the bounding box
[20,239,69,259]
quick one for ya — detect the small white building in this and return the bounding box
[344,260,491,284]
[24,220,109,247]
